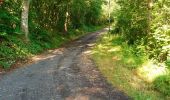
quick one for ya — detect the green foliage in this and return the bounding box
[84,0,103,25]
[147,0,170,62]
[0,0,22,34]
[153,75,170,96]
[115,0,170,63]
[112,1,170,97]
[0,0,106,68]
[115,0,148,44]
[92,34,165,100]
[29,0,105,32]
[121,45,146,69]
[0,35,32,68]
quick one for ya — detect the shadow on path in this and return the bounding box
[0,28,130,100]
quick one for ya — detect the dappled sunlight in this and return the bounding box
[103,35,112,41]
[83,50,93,55]
[32,55,56,61]
[137,61,169,83]
[97,44,112,51]
[48,48,64,54]
[129,75,145,90]
[92,34,168,99]
[107,46,121,52]
[86,43,96,47]
[92,50,108,56]
[111,64,146,90]
[32,49,64,62]
[104,27,113,30]
[126,58,135,64]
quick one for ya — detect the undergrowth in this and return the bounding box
[92,33,170,100]
[0,25,103,69]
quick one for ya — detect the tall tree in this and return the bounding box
[21,0,31,41]
[64,1,70,33]
[147,0,153,35]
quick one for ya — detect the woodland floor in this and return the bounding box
[0,28,130,100]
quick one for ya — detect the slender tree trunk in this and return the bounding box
[64,5,69,33]
[108,0,111,33]
[146,0,153,50]
[21,0,30,42]
[64,11,69,33]
[147,0,152,35]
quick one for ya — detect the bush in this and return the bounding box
[153,75,170,96]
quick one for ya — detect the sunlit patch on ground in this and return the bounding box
[32,48,64,62]
[129,75,146,90]
[87,43,96,47]
[92,34,167,100]
[32,55,56,61]
[97,44,110,50]
[83,50,93,55]
[137,61,169,83]
[107,46,121,52]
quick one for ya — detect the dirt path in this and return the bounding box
[0,28,130,100]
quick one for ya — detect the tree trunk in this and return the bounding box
[64,11,69,33]
[64,5,69,33]
[21,0,30,42]
[108,0,111,33]
[147,0,153,35]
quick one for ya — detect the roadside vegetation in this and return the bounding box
[0,25,103,69]
[92,34,169,100]
[0,0,110,69]
[93,0,170,99]
[1,0,170,99]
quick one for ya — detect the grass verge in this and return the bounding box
[92,33,170,100]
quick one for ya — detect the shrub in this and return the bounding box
[153,75,170,96]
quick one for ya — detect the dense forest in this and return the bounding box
[0,0,170,99]
[0,0,111,68]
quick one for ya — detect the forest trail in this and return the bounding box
[0,28,129,100]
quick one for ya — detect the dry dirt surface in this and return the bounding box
[0,28,130,100]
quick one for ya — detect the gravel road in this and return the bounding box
[0,28,130,100]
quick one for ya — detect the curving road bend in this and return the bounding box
[0,28,130,100]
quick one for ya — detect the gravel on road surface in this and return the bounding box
[0,28,130,100]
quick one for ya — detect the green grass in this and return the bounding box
[92,33,170,100]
